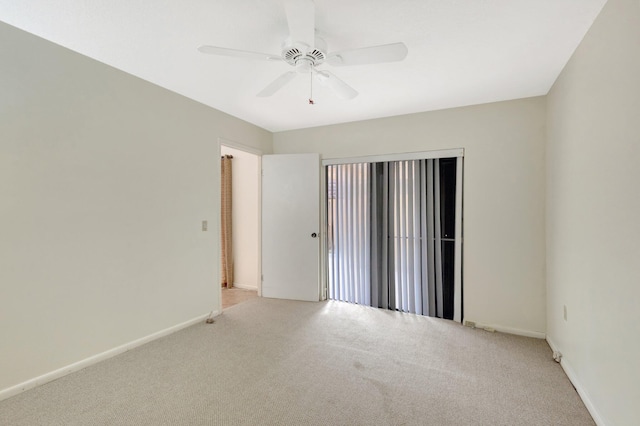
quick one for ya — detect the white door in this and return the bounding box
[262,153,320,301]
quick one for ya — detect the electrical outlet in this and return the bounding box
[563,305,567,321]
[202,220,208,231]
[464,320,476,328]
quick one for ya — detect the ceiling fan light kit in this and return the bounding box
[198,0,407,102]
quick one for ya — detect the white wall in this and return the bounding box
[274,97,547,336]
[220,146,260,290]
[546,0,640,424]
[0,22,272,393]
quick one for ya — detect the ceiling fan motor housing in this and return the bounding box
[282,36,327,72]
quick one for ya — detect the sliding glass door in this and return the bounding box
[326,151,463,321]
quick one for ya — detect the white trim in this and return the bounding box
[0,312,217,402]
[322,148,464,166]
[470,321,546,339]
[546,337,607,426]
[319,156,328,301]
[216,140,223,312]
[257,155,263,297]
[218,137,263,155]
[230,283,258,291]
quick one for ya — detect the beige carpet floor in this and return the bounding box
[0,298,594,425]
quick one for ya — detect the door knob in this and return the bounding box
[311,233,318,238]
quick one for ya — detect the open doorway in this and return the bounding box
[220,144,261,309]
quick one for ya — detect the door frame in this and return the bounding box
[319,160,328,300]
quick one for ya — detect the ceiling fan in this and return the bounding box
[198,0,408,102]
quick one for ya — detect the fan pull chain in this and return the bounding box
[309,72,314,105]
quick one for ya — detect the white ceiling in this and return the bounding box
[1,0,607,132]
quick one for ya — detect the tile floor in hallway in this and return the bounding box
[221,287,258,309]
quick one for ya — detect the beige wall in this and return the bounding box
[0,22,272,393]
[546,0,640,424]
[274,96,547,336]
[220,146,260,290]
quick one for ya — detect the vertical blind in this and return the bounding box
[327,163,371,305]
[327,157,462,320]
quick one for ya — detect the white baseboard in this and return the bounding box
[0,311,219,402]
[470,321,546,339]
[546,337,606,426]
[231,283,258,291]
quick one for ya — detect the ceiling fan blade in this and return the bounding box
[315,70,358,100]
[327,42,408,66]
[257,71,298,97]
[285,0,315,49]
[198,45,282,62]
